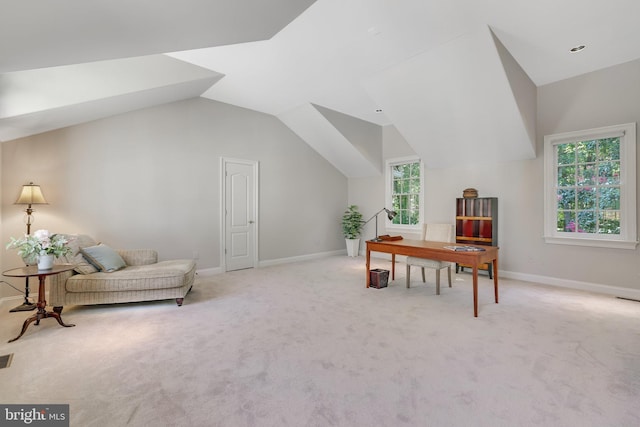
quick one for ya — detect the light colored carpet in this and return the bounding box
[0,256,638,427]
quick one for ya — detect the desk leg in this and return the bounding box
[366,248,370,288]
[472,265,479,317]
[391,254,396,280]
[493,257,499,303]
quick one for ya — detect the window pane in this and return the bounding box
[409,178,420,193]
[598,211,620,234]
[598,161,620,185]
[392,211,401,225]
[557,143,575,165]
[409,195,419,226]
[598,138,620,161]
[576,140,597,163]
[557,189,575,209]
[410,194,419,209]
[577,164,596,186]
[599,187,620,210]
[392,195,400,212]
[409,208,419,225]
[577,188,596,209]
[401,195,409,210]
[577,210,596,233]
[559,211,576,232]
[557,165,575,186]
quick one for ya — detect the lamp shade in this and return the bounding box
[15,182,48,205]
[384,208,397,221]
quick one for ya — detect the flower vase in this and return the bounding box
[37,254,54,270]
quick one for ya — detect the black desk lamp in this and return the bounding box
[363,208,397,242]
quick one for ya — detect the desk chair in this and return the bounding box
[406,223,455,294]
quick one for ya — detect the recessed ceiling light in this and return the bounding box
[570,45,586,53]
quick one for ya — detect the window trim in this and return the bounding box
[385,156,424,233]
[543,122,637,249]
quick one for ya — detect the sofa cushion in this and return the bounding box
[58,234,99,275]
[81,244,126,272]
[65,260,196,292]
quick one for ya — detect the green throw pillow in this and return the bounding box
[80,244,126,273]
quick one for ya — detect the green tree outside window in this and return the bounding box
[555,137,621,234]
[391,161,420,226]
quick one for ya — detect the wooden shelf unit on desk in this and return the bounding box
[455,197,498,278]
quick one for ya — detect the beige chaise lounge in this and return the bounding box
[47,235,196,312]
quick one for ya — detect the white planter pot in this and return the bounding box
[37,254,54,270]
[345,238,360,257]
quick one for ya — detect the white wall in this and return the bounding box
[3,58,638,301]
[535,58,640,292]
[351,59,640,297]
[348,125,418,241]
[314,104,383,173]
[1,98,348,299]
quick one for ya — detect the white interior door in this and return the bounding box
[223,159,258,271]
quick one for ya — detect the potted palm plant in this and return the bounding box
[342,205,364,257]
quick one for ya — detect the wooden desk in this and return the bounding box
[366,239,499,317]
[4,264,76,342]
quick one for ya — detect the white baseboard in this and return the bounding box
[365,251,640,300]
[195,250,347,276]
[259,249,346,268]
[500,270,640,301]
[195,267,223,276]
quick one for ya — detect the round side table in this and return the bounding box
[4,264,76,343]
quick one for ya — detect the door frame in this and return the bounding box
[220,157,259,272]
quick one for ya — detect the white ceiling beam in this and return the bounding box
[278,104,382,178]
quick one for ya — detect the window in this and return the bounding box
[386,156,424,230]
[544,123,637,249]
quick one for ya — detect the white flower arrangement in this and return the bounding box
[6,229,72,263]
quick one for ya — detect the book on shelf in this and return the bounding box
[443,245,486,252]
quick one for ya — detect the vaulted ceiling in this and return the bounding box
[2,0,640,175]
